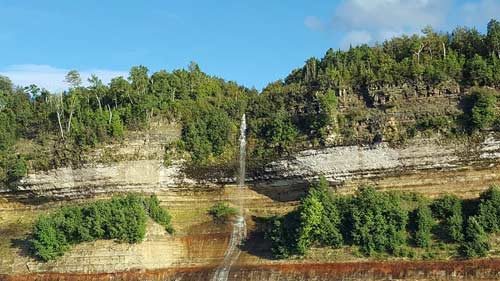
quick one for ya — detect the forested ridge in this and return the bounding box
[1,20,500,186]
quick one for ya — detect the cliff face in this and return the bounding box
[3,259,500,281]
[256,133,500,197]
[5,131,499,200]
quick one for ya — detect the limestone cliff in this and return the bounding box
[4,129,499,200]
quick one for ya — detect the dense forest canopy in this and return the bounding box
[1,20,500,186]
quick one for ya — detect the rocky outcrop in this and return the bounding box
[2,130,500,200]
[253,133,500,197]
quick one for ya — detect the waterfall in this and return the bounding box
[238,114,246,187]
[211,114,247,281]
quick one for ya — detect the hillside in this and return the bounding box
[0,21,500,280]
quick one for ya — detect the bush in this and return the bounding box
[463,88,497,131]
[208,202,238,224]
[477,185,500,233]
[460,216,490,258]
[265,211,301,258]
[31,194,173,261]
[412,204,435,248]
[347,187,408,255]
[431,195,464,242]
[144,195,174,233]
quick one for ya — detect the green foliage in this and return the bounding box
[267,184,499,260]
[412,204,435,248]
[347,187,408,255]
[477,185,500,233]
[296,193,324,254]
[460,216,490,258]
[143,195,174,233]
[265,211,301,258]
[208,202,238,224]
[468,88,497,130]
[30,194,173,261]
[431,195,464,242]
[266,176,343,257]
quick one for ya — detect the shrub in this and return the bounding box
[463,88,497,131]
[431,195,464,242]
[460,216,490,258]
[477,185,500,233]
[208,202,238,224]
[31,194,173,261]
[265,210,301,258]
[412,204,435,248]
[144,195,174,233]
[347,187,408,255]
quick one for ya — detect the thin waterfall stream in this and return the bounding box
[211,114,247,281]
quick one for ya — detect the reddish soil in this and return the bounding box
[2,259,500,281]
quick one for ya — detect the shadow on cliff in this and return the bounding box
[247,183,308,203]
[240,216,275,260]
[11,237,36,260]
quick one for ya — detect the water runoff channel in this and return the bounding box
[211,114,248,281]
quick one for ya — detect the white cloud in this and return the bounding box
[0,64,128,92]
[306,0,453,48]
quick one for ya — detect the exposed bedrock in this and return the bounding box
[2,132,499,201]
[3,259,500,281]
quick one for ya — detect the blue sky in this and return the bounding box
[1,0,499,91]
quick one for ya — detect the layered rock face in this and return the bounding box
[3,129,500,200]
[3,260,500,281]
[257,133,500,197]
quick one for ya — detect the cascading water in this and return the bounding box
[211,114,247,281]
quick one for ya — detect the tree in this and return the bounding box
[467,55,493,86]
[464,88,497,131]
[348,187,408,255]
[65,70,82,88]
[431,195,464,242]
[412,205,435,248]
[487,19,500,59]
[109,110,124,138]
[477,186,500,233]
[309,177,343,247]
[460,216,490,258]
[128,66,149,96]
[296,193,324,254]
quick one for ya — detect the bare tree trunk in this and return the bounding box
[107,104,112,124]
[95,93,102,111]
[67,110,73,133]
[56,111,64,139]
[442,42,446,58]
[415,43,425,64]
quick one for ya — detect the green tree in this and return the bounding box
[487,19,500,59]
[477,186,500,233]
[347,187,408,255]
[412,205,435,248]
[296,194,324,254]
[460,216,490,258]
[464,88,497,131]
[431,195,464,242]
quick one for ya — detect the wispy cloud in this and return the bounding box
[305,0,454,48]
[0,64,128,92]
